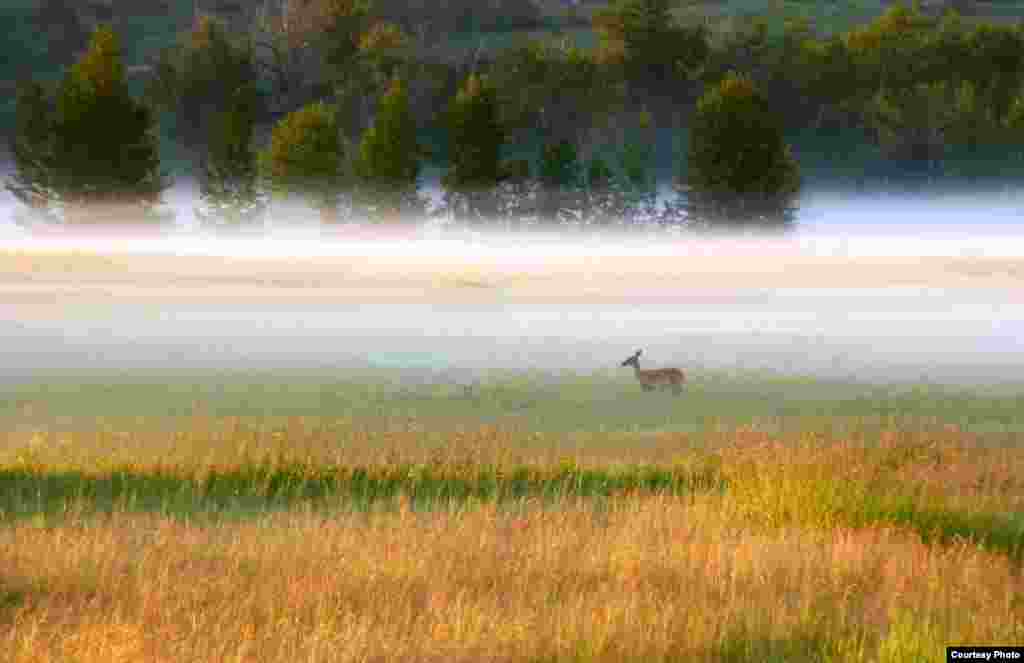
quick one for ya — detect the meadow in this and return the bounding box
[2,367,1023,662]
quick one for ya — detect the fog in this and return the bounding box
[2,185,1023,388]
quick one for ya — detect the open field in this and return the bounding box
[2,239,1024,385]
[2,406,1023,662]
[2,240,1023,661]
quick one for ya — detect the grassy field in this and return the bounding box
[2,369,1023,661]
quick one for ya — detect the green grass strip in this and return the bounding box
[0,463,727,521]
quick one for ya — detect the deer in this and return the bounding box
[620,350,685,395]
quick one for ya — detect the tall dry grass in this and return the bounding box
[2,496,1021,663]
[2,420,1023,661]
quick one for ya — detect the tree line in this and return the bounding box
[7,0,1024,231]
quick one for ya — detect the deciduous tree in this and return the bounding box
[258,101,348,223]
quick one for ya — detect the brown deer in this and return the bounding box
[621,350,685,395]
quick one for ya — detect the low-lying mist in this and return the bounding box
[2,189,1023,388]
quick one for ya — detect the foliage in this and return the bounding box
[195,84,266,228]
[246,0,362,115]
[494,157,536,226]
[957,21,1024,132]
[9,0,1024,221]
[6,26,168,224]
[841,3,938,93]
[791,7,1024,170]
[372,0,543,39]
[354,76,428,222]
[582,155,621,226]
[861,80,993,180]
[441,74,507,224]
[313,0,411,144]
[6,80,60,225]
[536,138,584,224]
[593,0,710,98]
[685,72,800,231]
[615,110,659,224]
[146,15,262,155]
[490,37,625,151]
[257,101,347,223]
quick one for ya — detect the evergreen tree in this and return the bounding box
[490,38,625,155]
[615,110,659,225]
[593,0,709,96]
[441,74,506,224]
[685,72,800,232]
[258,101,347,223]
[496,157,535,227]
[536,139,583,225]
[195,84,266,228]
[6,80,60,224]
[354,76,427,223]
[6,26,168,224]
[147,15,262,160]
[582,155,621,226]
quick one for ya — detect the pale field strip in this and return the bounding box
[1,244,1022,312]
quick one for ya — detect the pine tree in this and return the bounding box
[195,84,266,228]
[258,101,347,223]
[616,110,659,225]
[537,139,583,225]
[593,0,709,91]
[146,15,261,159]
[496,157,535,227]
[441,74,506,224]
[6,80,60,225]
[685,72,800,232]
[7,26,169,224]
[582,155,620,226]
[354,76,427,223]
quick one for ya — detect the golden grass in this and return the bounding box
[3,496,1021,663]
[2,420,1023,661]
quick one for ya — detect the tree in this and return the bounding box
[841,3,937,95]
[593,0,709,108]
[354,76,428,222]
[247,0,347,115]
[195,84,266,228]
[6,80,60,224]
[496,157,535,227]
[862,80,980,186]
[441,74,506,224]
[536,138,584,225]
[316,1,411,144]
[6,26,169,224]
[684,72,800,232]
[146,15,262,159]
[489,37,625,155]
[582,155,621,226]
[258,101,347,223]
[615,110,659,225]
